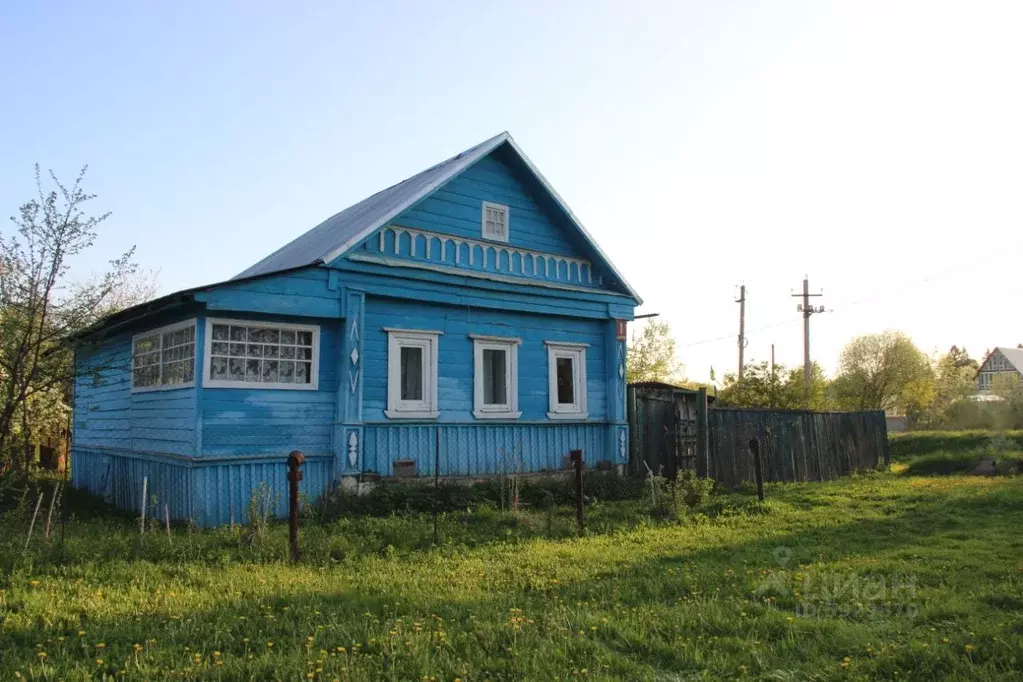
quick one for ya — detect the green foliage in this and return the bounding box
[1,167,149,471]
[626,319,685,384]
[3,467,1023,679]
[832,331,935,415]
[717,361,831,409]
[317,472,650,520]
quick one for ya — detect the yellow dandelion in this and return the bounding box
[36,652,47,660]
[95,643,106,649]
[306,674,314,679]
[96,659,104,666]
[965,643,974,652]
[215,660,223,666]
[267,641,274,648]
[29,580,40,587]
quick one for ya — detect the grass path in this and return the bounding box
[2,472,1022,680]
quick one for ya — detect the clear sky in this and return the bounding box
[2,1,1021,382]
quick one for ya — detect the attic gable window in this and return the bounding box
[131,320,197,392]
[481,201,509,242]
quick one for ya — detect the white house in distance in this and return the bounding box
[975,347,1023,396]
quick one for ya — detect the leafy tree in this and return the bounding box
[832,331,934,416]
[917,346,980,428]
[0,166,138,472]
[717,361,831,409]
[626,320,685,384]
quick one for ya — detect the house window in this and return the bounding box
[131,320,196,392]
[386,328,441,418]
[482,201,509,242]
[545,341,588,419]
[205,319,319,390]
[471,334,521,419]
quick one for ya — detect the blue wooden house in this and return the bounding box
[71,132,642,525]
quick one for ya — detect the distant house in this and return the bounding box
[70,132,641,525]
[975,347,1023,396]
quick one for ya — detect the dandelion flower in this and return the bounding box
[965,643,974,652]
[267,641,274,648]
[96,659,104,666]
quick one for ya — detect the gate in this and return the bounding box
[627,383,709,478]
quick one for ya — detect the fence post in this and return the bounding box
[748,438,765,501]
[287,450,305,561]
[570,449,585,536]
[696,387,709,478]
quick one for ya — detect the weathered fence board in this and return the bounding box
[707,408,889,487]
[627,383,889,487]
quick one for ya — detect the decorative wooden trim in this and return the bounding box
[349,253,623,297]
[377,225,592,285]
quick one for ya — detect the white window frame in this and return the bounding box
[481,201,510,243]
[545,341,588,420]
[385,328,442,419]
[130,319,197,393]
[203,318,320,390]
[471,334,521,419]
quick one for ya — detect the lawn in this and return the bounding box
[1,463,1022,680]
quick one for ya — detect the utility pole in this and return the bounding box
[770,344,775,374]
[736,285,747,380]
[791,277,825,390]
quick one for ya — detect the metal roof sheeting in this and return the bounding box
[233,133,508,281]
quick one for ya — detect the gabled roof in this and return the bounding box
[979,347,1023,376]
[233,132,641,303]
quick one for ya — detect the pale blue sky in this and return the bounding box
[3,1,1021,381]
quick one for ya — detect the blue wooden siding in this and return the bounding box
[364,423,609,476]
[199,317,340,457]
[194,268,341,319]
[74,329,197,456]
[345,152,617,290]
[71,447,330,525]
[361,296,607,423]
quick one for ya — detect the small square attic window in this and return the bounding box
[482,201,509,242]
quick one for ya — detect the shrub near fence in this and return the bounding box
[888,430,1023,460]
[707,408,889,488]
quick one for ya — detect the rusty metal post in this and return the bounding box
[287,450,305,561]
[748,438,765,501]
[570,449,584,536]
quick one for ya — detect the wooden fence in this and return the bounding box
[706,408,889,487]
[627,384,889,487]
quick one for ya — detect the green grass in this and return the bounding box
[889,430,1023,459]
[2,469,1023,680]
